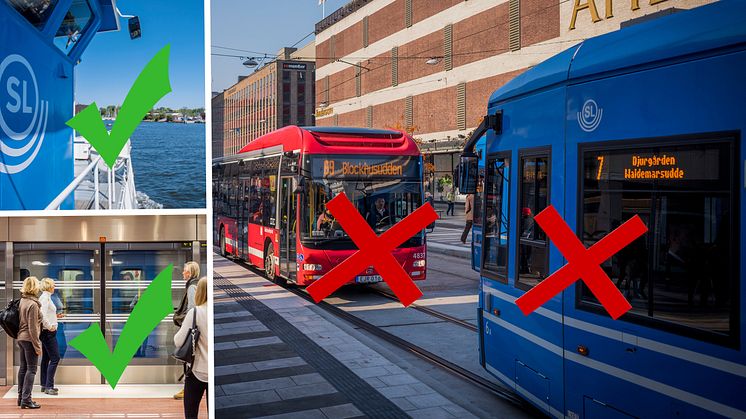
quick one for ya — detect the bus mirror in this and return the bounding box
[457,154,478,194]
[128,17,142,40]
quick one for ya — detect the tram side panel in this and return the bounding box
[562,49,746,418]
[0,4,75,209]
[479,86,566,418]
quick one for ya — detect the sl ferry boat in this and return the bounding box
[1,0,140,209]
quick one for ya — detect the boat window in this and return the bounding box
[4,0,58,30]
[53,0,93,55]
[516,152,550,290]
[482,155,510,281]
[579,137,737,344]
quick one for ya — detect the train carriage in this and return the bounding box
[458,1,746,417]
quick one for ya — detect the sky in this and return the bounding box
[75,0,205,109]
[211,0,348,92]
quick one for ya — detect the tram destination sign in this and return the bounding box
[310,156,419,179]
[589,145,721,182]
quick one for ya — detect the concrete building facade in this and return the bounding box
[215,47,316,156]
[313,0,711,201]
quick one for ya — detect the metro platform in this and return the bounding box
[213,255,485,419]
[0,384,206,418]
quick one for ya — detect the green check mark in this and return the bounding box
[67,44,172,169]
[69,265,174,389]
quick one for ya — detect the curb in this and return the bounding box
[427,241,471,259]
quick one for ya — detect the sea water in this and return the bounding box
[129,122,206,209]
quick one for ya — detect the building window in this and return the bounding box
[516,151,550,290]
[579,137,738,344]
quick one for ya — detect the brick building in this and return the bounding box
[212,91,225,159]
[215,46,316,156]
[314,0,711,201]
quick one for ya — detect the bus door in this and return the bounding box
[278,177,296,281]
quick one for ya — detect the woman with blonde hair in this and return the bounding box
[174,277,208,418]
[39,278,61,396]
[17,276,42,409]
[173,261,200,400]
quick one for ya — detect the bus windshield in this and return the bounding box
[300,154,423,249]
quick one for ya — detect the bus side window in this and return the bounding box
[516,152,550,290]
[53,0,95,55]
[482,155,510,281]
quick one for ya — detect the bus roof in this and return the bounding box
[488,0,746,107]
[232,125,420,158]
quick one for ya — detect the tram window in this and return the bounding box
[482,156,510,280]
[53,0,93,55]
[5,0,57,29]
[579,138,737,342]
[516,154,550,290]
[473,165,485,228]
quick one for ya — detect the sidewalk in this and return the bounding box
[0,384,204,418]
[213,256,477,418]
[427,202,472,258]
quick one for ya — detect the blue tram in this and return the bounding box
[0,0,120,209]
[458,1,746,417]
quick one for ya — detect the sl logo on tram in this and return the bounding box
[0,53,48,174]
[578,99,603,132]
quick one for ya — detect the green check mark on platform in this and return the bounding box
[69,265,174,389]
[67,44,172,169]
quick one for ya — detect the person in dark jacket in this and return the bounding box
[17,276,42,409]
[174,261,200,400]
[366,198,390,229]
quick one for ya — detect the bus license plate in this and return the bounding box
[355,275,383,284]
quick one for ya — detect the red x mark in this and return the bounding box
[515,205,647,319]
[306,193,438,307]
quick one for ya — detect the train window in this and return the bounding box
[482,155,510,280]
[5,0,58,29]
[516,153,550,290]
[53,0,93,55]
[579,138,738,343]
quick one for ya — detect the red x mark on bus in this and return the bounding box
[515,205,647,320]
[307,193,438,307]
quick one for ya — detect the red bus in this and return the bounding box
[213,126,427,285]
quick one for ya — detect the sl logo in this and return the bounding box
[578,99,603,132]
[0,54,48,174]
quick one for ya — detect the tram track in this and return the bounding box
[225,256,533,412]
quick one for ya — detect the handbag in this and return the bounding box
[174,307,200,369]
[0,299,21,339]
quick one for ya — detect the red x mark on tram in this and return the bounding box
[515,205,647,320]
[307,193,438,307]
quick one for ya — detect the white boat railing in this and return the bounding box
[46,140,138,210]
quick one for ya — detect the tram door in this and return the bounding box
[11,242,197,385]
[278,177,297,281]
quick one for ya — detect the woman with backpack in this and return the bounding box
[174,277,208,418]
[17,276,42,409]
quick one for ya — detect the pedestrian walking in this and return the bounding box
[39,278,61,396]
[175,277,209,419]
[461,194,474,244]
[445,188,455,216]
[17,276,42,409]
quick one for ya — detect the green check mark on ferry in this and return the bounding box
[69,265,174,389]
[66,45,172,169]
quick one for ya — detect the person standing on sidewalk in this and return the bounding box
[445,187,455,216]
[39,278,61,396]
[461,194,474,244]
[173,261,200,400]
[17,276,42,409]
[175,277,209,419]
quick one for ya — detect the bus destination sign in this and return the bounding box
[311,156,419,179]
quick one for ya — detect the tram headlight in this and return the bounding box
[303,263,323,271]
[413,260,426,268]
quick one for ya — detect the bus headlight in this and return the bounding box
[303,264,323,271]
[413,260,426,267]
